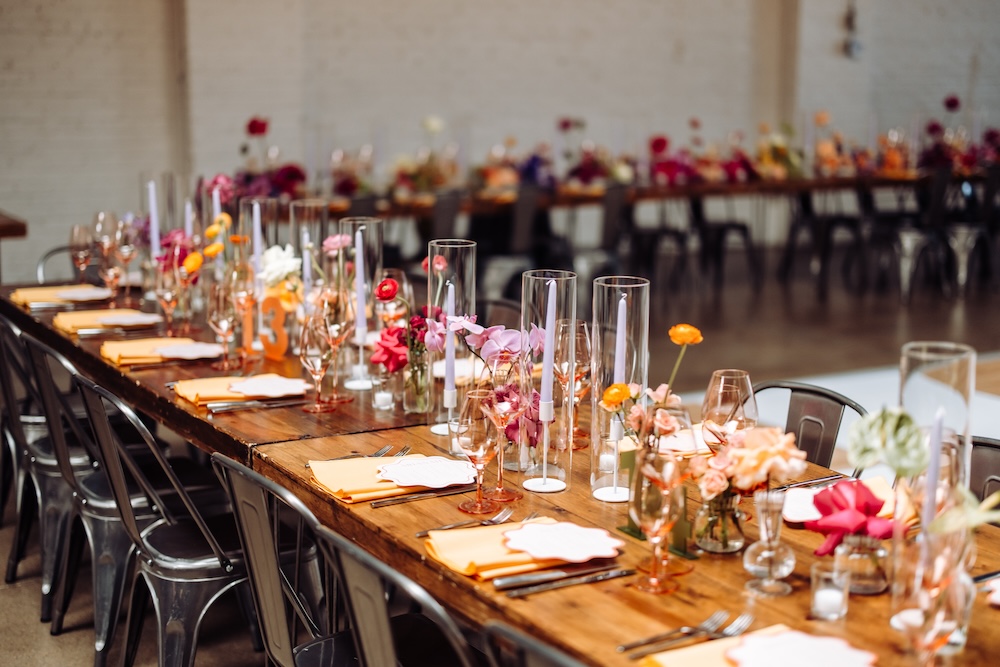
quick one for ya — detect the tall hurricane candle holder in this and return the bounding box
[521,269,576,493]
[239,197,277,351]
[590,276,649,502]
[428,239,477,435]
[291,199,328,322]
[339,216,383,391]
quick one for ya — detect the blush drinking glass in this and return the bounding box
[207,282,237,371]
[69,225,93,283]
[553,318,592,449]
[479,351,530,503]
[114,218,140,305]
[629,446,682,594]
[154,257,180,337]
[700,369,758,452]
[299,314,337,413]
[318,285,356,404]
[451,389,501,515]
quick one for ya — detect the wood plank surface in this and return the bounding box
[978,357,1000,397]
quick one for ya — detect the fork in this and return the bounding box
[306,444,394,468]
[628,613,754,659]
[394,446,412,456]
[616,610,729,653]
[415,507,514,538]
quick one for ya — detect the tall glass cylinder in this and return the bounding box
[239,197,278,347]
[428,239,477,433]
[339,216,383,390]
[520,269,576,493]
[590,276,649,502]
[291,199,328,312]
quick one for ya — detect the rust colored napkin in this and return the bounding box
[10,285,94,306]
[52,309,147,334]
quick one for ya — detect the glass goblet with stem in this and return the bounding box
[154,260,180,337]
[92,211,117,265]
[743,489,795,597]
[68,225,93,283]
[450,389,501,515]
[553,319,591,450]
[114,218,140,306]
[700,369,758,452]
[629,445,682,594]
[318,285,356,405]
[299,315,338,413]
[207,282,237,371]
[98,255,122,306]
[228,260,257,370]
[479,351,530,503]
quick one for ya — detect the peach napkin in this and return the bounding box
[863,475,918,527]
[100,337,194,366]
[424,518,563,580]
[637,625,789,667]
[173,373,295,405]
[309,454,428,503]
[52,309,147,334]
[10,285,95,306]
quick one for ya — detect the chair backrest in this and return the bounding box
[313,523,478,667]
[478,298,523,329]
[970,436,1000,502]
[920,166,953,228]
[0,312,46,453]
[347,193,379,219]
[752,380,867,470]
[794,190,816,218]
[430,189,463,241]
[510,185,540,255]
[599,184,629,252]
[980,165,1000,229]
[484,621,587,667]
[36,245,82,284]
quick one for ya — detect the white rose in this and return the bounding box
[422,115,445,136]
[260,244,302,288]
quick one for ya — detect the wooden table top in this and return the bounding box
[978,357,1000,397]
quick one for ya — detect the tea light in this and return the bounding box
[812,589,845,618]
[374,391,393,410]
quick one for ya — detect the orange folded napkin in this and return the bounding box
[100,337,194,366]
[173,373,299,405]
[309,454,428,503]
[863,475,918,527]
[52,309,147,334]
[637,625,790,667]
[424,518,564,580]
[9,285,95,307]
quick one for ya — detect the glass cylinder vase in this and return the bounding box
[520,269,576,493]
[590,276,649,502]
[693,492,746,554]
[404,349,432,414]
[239,197,278,352]
[834,534,889,595]
[427,239,477,433]
[339,216,384,390]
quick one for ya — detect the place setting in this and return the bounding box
[9,284,114,311]
[308,450,476,504]
[171,373,311,413]
[99,337,224,370]
[52,308,164,337]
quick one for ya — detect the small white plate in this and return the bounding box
[153,342,225,360]
[95,312,164,327]
[986,579,1000,607]
[56,287,113,302]
[502,522,624,563]
[782,487,823,523]
[229,376,308,399]
[376,456,476,489]
[726,630,877,667]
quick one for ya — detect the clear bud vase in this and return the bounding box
[520,269,576,493]
[340,216,384,391]
[834,534,888,595]
[693,491,745,554]
[590,276,649,502]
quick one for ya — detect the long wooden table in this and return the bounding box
[3,287,999,666]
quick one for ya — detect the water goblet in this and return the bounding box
[299,315,337,413]
[451,389,501,515]
[68,225,93,283]
[743,490,795,597]
[228,260,257,368]
[318,285,356,404]
[207,282,237,371]
[629,445,682,594]
[553,319,591,449]
[98,253,122,305]
[114,218,140,305]
[92,211,118,263]
[478,351,530,503]
[701,369,757,451]
[154,260,180,337]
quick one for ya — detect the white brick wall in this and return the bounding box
[1,0,998,282]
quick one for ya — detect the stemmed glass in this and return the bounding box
[479,351,531,503]
[207,282,237,371]
[114,218,140,305]
[553,319,591,449]
[299,314,337,413]
[450,389,501,515]
[629,445,682,594]
[155,252,180,337]
[228,260,257,369]
[68,225,93,283]
[743,490,795,597]
[318,286,356,404]
[700,369,758,451]
[373,268,413,329]
[92,211,117,263]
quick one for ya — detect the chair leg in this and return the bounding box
[897,229,929,304]
[35,471,75,623]
[87,517,137,667]
[50,515,86,635]
[6,468,36,584]
[121,572,150,667]
[0,430,13,527]
[777,221,802,283]
[947,224,981,296]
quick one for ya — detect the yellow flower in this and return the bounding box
[182,251,203,275]
[203,242,225,258]
[599,383,632,411]
[213,212,232,229]
[204,223,221,240]
[668,323,703,346]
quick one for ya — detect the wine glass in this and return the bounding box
[553,319,591,450]
[700,369,757,451]
[318,286,356,404]
[743,490,795,597]
[114,218,140,305]
[155,257,180,337]
[69,225,94,283]
[207,282,237,371]
[299,315,337,413]
[629,445,682,594]
[450,389,501,515]
[92,211,117,263]
[373,268,413,328]
[478,350,530,503]
[228,260,257,369]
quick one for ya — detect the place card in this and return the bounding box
[153,342,225,360]
[502,522,624,563]
[228,376,308,399]
[377,456,476,489]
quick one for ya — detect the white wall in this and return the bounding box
[1,0,999,282]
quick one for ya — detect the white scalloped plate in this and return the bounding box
[986,579,1000,607]
[726,630,877,667]
[782,487,823,523]
[502,522,624,563]
[376,456,476,489]
[153,342,225,360]
[228,376,308,399]
[95,312,164,327]
[55,286,113,302]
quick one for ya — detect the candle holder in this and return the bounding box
[427,239,477,434]
[339,216,384,391]
[520,269,576,493]
[590,276,649,502]
[239,197,278,355]
[290,199,328,348]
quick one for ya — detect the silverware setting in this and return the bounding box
[415,507,514,538]
[76,327,159,339]
[206,398,308,414]
[505,568,636,598]
[973,569,1000,585]
[126,358,217,372]
[627,612,755,659]
[370,484,477,508]
[494,563,619,592]
[617,610,730,653]
[773,474,842,491]
[305,444,410,468]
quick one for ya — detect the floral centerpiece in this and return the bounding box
[259,244,302,314]
[754,122,802,180]
[331,145,374,197]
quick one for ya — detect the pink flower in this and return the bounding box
[447,315,484,335]
[527,323,545,356]
[698,468,730,501]
[466,324,504,351]
[370,327,409,373]
[626,404,646,433]
[424,319,447,353]
[480,327,523,361]
[322,234,352,255]
[653,408,680,436]
[804,480,896,556]
[205,173,237,205]
[433,256,448,272]
[646,383,671,404]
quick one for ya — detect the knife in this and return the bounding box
[774,474,842,491]
[370,484,477,508]
[505,568,636,598]
[127,359,216,371]
[207,399,308,414]
[973,569,1000,585]
[493,564,619,591]
[76,327,159,339]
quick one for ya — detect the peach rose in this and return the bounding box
[699,468,730,501]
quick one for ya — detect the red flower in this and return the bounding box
[926,120,944,137]
[649,135,669,155]
[558,117,574,132]
[371,327,409,373]
[943,94,961,113]
[433,255,447,272]
[984,128,1000,148]
[421,255,430,272]
[375,278,399,301]
[689,117,701,130]
[246,116,269,136]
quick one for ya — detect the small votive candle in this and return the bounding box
[811,562,849,621]
[373,391,393,410]
[370,373,396,411]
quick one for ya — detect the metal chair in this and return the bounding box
[573,184,628,315]
[970,436,1000,503]
[480,185,541,300]
[483,621,587,667]
[476,298,522,329]
[688,195,760,290]
[752,380,867,471]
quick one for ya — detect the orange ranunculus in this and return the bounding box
[213,212,232,229]
[229,234,249,245]
[814,110,831,128]
[600,383,632,410]
[203,242,225,258]
[204,223,221,240]
[668,323,703,346]
[182,251,203,275]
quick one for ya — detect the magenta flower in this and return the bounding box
[527,323,545,356]
[943,94,961,113]
[424,319,447,353]
[479,328,523,361]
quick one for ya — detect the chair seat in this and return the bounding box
[143,513,245,575]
